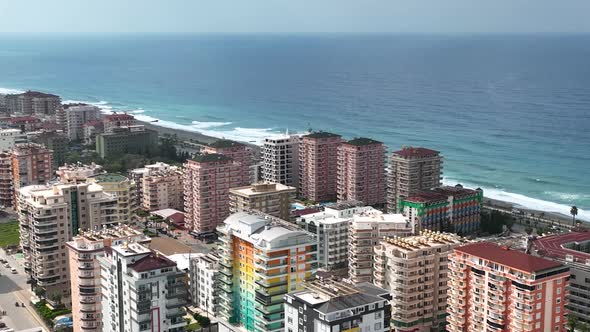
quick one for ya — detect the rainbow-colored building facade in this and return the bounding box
[217,212,317,332]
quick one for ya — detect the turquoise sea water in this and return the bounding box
[0,34,589,219]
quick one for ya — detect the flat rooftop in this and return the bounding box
[533,231,590,263]
[150,236,192,255]
[344,137,382,146]
[190,153,232,163]
[303,131,341,139]
[393,147,440,159]
[91,173,128,183]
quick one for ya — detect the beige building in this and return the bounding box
[348,210,414,283]
[0,152,13,207]
[141,162,184,211]
[88,173,137,223]
[66,225,150,332]
[56,162,104,184]
[387,147,443,213]
[373,231,464,332]
[229,182,295,220]
[18,183,118,303]
[5,90,61,115]
[65,105,101,141]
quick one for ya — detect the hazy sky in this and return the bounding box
[1,0,590,34]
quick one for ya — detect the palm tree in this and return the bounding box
[571,206,578,226]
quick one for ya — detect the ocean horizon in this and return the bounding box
[0,34,588,220]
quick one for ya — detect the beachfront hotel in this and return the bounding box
[95,125,158,158]
[65,105,101,141]
[66,225,150,332]
[17,182,118,305]
[184,153,242,234]
[399,185,483,234]
[299,132,342,202]
[387,147,443,213]
[11,143,53,203]
[337,137,386,206]
[348,209,414,283]
[261,134,301,188]
[373,231,464,332]
[216,211,317,332]
[447,242,570,332]
[531,231,590,325]
[203,139,252,187]
[103,113,136,133]
[98,242,188,332]
[229,182,296,221]
[284,279,392,332]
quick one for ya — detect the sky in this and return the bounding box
[1,0,590,34]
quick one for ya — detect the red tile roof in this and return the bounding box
[393,147,440,158]
[105,114,135,121]
[5,116,41,123]
[291,207,322,217]
[404,191,448,203]
[84,120,104,127]
[128,252,177,272]
[456,242,563,273]
[533,231,590,263]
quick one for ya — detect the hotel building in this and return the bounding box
[65,105,101,141]
[103,113,136,133]
[284,279,392,332]
[98,242,188,332]
[141,163,184,211]
[66,225,150,332]
[216,212,317,332]
[261,135,301,188]
[447,242,570,332]
[299,132,342,202]
[18,183,118,303]
[337,138,386,206]
[229,182,296,221]
[95,125,158,158]
[348,210,414,283]
[373,231,464,332]
[296,202,372,272]
[184,154,242,233]
[203,140,251,187]
[399,186,483,234]
[189,252,221,316]
[387,147,443,213]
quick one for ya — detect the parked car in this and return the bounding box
[10,268,17,274]
[3,263,9,268]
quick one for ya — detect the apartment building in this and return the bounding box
[299,132,342,202]
[32,130,69,167]
[447,242,570,332]
[141,162,184,211]
[5,90,61,115]
[103,113,136,133]
[373,231,465,332]
[399,185,483,234]
[18,183,118,303]
[261,135,300,188]
[82,120,104,145]
[0,152,13,207]
[0,128,27,151]
[95,125,158,158]
[56,162,104,184]
[348,210,414,283]
[11,143,53,200]
[88,173,136,223]
[66,225,151,332]
[189,252,221,316]
[229,182,296,221]
[387,147,443,213]
[532,231,590,325]
[184,154,242,234]
[337,138,386,206]
[65,105,101,141]
[216,211,317,332]
[98,242,188,332]
[203,140,251,187]
[296,202,372,272]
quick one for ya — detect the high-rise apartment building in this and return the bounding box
[56,162,104,184]
[203,140,251,187]
[229,182,296,221]
[373,231,464,332]
[184,154,242,233]
[18,183,118,302]
[32,130,68,167]
[297,202,372,272]
[348,210,414,283]
[66,225,150,332]
[337,138,386,206]
[98,242,188,332]
[5,91,61,115]
[95,126,158,158]
[0,128,27,151]
[103,113,136,133]
[399,186,483,234]
[140,162,184,211]
[447,242,570,332]
[284,279,392,332]
[189,252,220,316]
[216,212,317,332]
[82,120,104,145]
[88,173,137,223]
[65,105,101,141]
[0,152,14,207]
[299,132,342,202]
[11,143,53,201]
[261,135,300,188]
[387,147,443,213]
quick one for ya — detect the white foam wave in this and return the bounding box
[191,121,232,129]
[129,109,145,114]
[0,87,25,94]
[443,177,589,221]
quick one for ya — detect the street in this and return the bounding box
[0,249,47,331]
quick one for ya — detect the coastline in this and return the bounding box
[139,120,220,145]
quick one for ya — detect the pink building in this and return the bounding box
[299,132,342,202]
[184,154,241,233]
[103,113,136,133]
[447,242,570,332]
[202,140,251,187]
[337,137,386,206]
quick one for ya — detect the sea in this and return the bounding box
[0,34,589,220]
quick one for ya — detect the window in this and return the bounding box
[536,303,541,310]
[374,323,382,330]
[557,287,561,295]
[299,307,303,314]
[537,284,542,290]
[537,294,542,300]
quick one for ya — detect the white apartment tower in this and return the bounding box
[189,252,220,316]
[261,135,301,188]
[66,105,101,141]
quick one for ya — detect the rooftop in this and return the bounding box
[344,137,382,146]
[128,251,177,272]
[404,186,481,203]
[455,242,563,274]
[104,113,135,121]
[230,183,296,197]
[533,231,590,263]
[207,139,245,149]
[9,90,60,98]
[379,230,464,252]
[303,131,341,139]
[191,153,232,163]
[393,147,440,159]
[91,173,129,183]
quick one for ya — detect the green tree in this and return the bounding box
[567,314,578,332]
[571,206,578,226]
